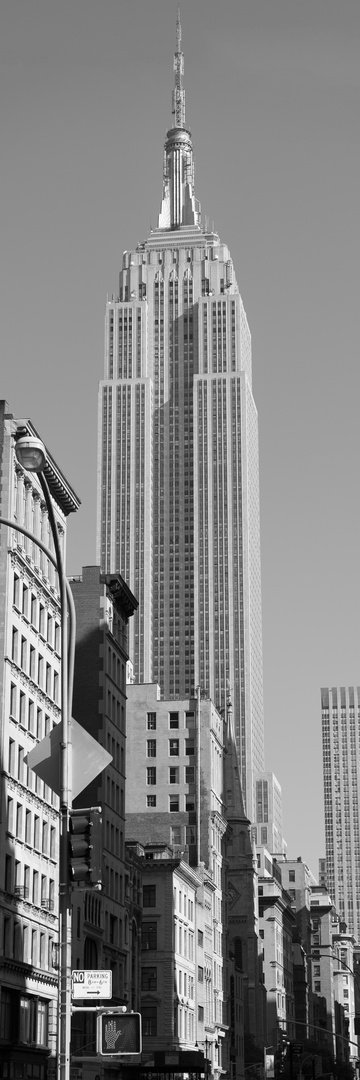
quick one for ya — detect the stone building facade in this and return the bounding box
[0,401,80,1080]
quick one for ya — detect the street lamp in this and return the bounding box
[13,435,47,473]
[15,432,73,1080]
[195,1037,211,1078]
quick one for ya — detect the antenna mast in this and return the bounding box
[172,5,186,127]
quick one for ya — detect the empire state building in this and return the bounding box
[96,11,265,818]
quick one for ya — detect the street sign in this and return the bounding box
[72,969,112,1000]
[25,718,112,798]
[97,1011,142,1056]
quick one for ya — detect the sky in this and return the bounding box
[1,0,360,879]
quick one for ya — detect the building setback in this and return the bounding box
[0,401,80,1080]
[96,9,265,822]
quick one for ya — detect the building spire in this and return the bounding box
[172,5,185,128]
[158,8,200,230]
[176,3,181,49]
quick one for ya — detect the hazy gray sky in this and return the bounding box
[1,0,360,878]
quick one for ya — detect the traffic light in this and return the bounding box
[96,1010,142,1056]
[68,806,102,888]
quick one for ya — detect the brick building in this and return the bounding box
[69,566,138,1074]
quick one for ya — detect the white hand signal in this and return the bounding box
[105,1020,122,1051]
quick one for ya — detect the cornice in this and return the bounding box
[83,921,104,938]
[0,956,58,986]
[103,943,124,960]
[16,419,81,517]
[101,573,138,620]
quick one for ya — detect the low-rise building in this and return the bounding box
[126,686,264,1077]
[125,687,228,1075]
[330,915,357,1063]
[310,886,339,1057]
[276,855,316,1043]
[257,848,296,1046]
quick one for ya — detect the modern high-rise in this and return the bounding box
[96,12,265,818]
[254,771,286,855]
[321,686,360,942]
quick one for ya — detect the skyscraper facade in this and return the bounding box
[321,685,360,942]
[97,13,265,818]
[254,771,286,854]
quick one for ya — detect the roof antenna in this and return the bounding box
[172,4,185,128]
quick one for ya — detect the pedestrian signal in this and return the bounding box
[97,1011,142,1056]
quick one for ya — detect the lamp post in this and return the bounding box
[14,433,74,1080]
[264,1044,275,1080]
[196,1037,210,1078]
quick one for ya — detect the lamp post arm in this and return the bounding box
[309,949,360,995]
[278,1018,359,1050]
